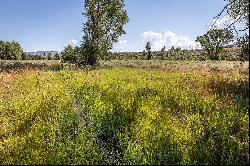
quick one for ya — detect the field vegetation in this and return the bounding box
[0,61,249,165]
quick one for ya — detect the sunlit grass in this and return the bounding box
[0,67,249,165]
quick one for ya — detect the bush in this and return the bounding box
[0,40,24,60]
[61,45,81,64]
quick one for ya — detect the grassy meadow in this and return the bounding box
[0,60,249,164]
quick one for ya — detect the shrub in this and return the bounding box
[61,45,81,64]
[0,40,24,60]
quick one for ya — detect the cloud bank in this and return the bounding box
[141,31,201,51]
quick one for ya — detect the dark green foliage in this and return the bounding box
[47,53,52,60]
[79,42,98,66]
[61,45,81,64]
[196,29,234,60]
[0,40,24,60]
[237,35,249,61]
[54,53,61,60]
[21,53,28,60]
[145,42,152,60]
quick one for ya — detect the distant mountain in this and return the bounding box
[25,51,61,56]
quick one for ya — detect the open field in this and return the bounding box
[0,60,249,164]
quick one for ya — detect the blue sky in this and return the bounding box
[0,0,227,52]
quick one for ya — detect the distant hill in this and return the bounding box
[26,51,61,56]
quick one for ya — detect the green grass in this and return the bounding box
[0,67,249,165]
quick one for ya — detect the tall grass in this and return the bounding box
[0,67,249,164]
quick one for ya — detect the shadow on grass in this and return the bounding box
[208,78,249,98]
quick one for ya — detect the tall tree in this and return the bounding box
[196,28,234,60]
[81,0,129,65]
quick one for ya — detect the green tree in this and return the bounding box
[196,28,234,60]
[0,41,23,60]
[47,53,52,60]
[54,53,61,60]
[145,42,152,60]
[26,53,32,60]
[12,42,23,60]
[21,53,28,60]
[61,45,81,64]
[0,41,4,59]
[81,0,129,65]
[214,0,249,60]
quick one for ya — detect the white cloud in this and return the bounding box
[68,39,79,48]
[141,31,201,51]
[210,15,233,29]
[141,31,165,50]
[210,15,245,33]
[113,40,128,52]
